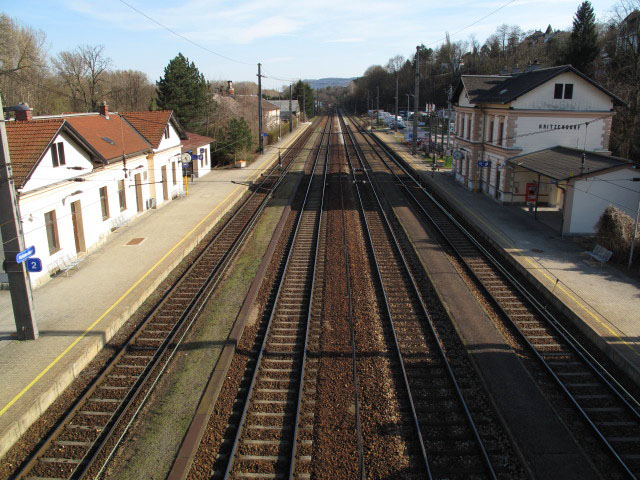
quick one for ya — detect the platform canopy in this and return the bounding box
[507,146,631,181]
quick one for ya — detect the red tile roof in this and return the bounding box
[181,131,215,153]
[5,119,65,188]
[64,113,152,161]
[121,110,173,149]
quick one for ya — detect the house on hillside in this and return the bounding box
[234,95,281,131]
[451,64,639,235]
[270,100,300,122]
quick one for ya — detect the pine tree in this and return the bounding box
[564,1,600,74]
[156,53,208,131]
[294,80,314,120]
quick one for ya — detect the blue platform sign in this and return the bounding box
[26,257,42,273]
[477,160,491,168]
[16,245,35,263]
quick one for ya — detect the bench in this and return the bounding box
[48,255,83,277]
[586,244,613,264]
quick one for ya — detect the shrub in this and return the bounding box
[595,205,639,264]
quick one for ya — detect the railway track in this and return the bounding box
[218,116,331,479]
[339,114,498,479]
[11,122,318,480]
[349,114,640,479]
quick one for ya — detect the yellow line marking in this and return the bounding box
[0,127,308,417]
[399,150,639,358]
[0,186,244,417]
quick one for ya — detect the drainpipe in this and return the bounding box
[557,183,567,236]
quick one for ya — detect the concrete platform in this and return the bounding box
[375,130,640,386]
[0,124,310,459]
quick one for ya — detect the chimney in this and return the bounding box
[227,80,235,96]
[99,101,109,119]
[14,103,33,121]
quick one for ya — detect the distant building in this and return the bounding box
[270,100,300,122]
[617,10,639,53]
[451,65,639,235]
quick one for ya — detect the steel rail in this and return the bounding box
[12,122,318,480]
[351,115,640,479]
[341,112,497,479]
[336,118,366,480]
[340,114,434,476]
[222,116,331,479]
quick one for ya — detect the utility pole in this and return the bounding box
[412,45,420,156]
[376,86,380,126]
[289,84,293,133]
[446,84,453,153]
[257,63,264,154]
[394,74,399,133]
[302,83,306,123]
[0,95,38,340]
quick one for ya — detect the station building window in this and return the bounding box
[45,210,60,254]
[100,186,110,220]
[118,180,126,211]
[554,83,574,99]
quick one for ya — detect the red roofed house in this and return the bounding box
[4,109,127,286]
[181,131,214,179]
[121,110,189,207]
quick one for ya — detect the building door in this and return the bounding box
[135,173,143,212]
[495,170,501,199]
[161,165,168,201]
[70,200,86,253]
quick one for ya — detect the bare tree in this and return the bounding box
[386,55,404,132]
[106,69,155,111]
[52,44,111,112]
[0,14,51,109]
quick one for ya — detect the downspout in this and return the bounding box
[557,183,567,236]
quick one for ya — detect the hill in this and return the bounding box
[305,77,356,89]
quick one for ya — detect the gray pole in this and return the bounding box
[629,196,640,269]
[376,86,379,126]
[395,75,399,133]
[257,63,263,154]
[302,83,306,123]
[0,94,38,340]
[412,45,420,156]
[446,84,453,152]
[289,84,293,133]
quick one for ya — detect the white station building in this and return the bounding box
[452,65,639,235]
[3,104,213,287]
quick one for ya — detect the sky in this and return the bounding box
[4,0,621,90]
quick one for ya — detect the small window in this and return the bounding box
[118,179,126,211]
[51,142,65,167]
[164,125,170,139]
[488,120,494,143]
[564,83,573,99]
[100,186,110,220]
[498,120,504,146]
[45,210,60,254]
[554,83,563,99]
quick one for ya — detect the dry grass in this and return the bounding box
[595,205,639,265]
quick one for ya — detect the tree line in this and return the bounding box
[340,0,640,160]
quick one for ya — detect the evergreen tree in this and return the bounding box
[156,53,208,131]
[564,1,600,74]
[220,117,253,163]
[294,80,314,120]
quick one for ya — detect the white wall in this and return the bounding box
[568,167,640,234]
[514,115,607,154]
[513,72,613,111]
[18,154,151,287]
[156,123,182,152]
[21,132,95,193]
[192,143,212,178]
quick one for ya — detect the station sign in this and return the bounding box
[477,160,491,168]
[26,257,42,273]
[16,245,36,263]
